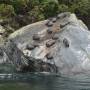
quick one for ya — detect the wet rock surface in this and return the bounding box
[0,12,89,75]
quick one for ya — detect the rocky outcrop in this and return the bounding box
[0,12,90,75]
[0,40,28,72]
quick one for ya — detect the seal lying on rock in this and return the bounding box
[26,44,35,50]
[63,38,69,48]
[46,40,56,47]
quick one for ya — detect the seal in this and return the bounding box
[63,38,69,48]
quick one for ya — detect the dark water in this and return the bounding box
[0,73,90,90]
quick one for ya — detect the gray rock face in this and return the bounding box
[0,12,89,75]
[0,40,28,72]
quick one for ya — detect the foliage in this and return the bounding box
[42,1,59,18]
[11,0,29,14]
[0,4,15,19]
[0,0,89,30]
[75,0,90,15]
[58,4,69,13]
[28,6,45,22]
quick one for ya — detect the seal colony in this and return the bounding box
[20,12,71,73]
[0,12,89,76]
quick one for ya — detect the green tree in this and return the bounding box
[27,0,40,10]
[42,1,59,18]
[0,4,15,19]
[6,0,29,14]
[58,4,69,13]
[75,0,90,15]
[28,6,45,22]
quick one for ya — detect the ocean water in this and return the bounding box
[0,73,90,90]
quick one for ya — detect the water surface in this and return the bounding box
[0,73,90,90]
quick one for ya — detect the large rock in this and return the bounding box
[2,12,90,75]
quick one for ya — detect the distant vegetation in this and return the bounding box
[0,0,90,30]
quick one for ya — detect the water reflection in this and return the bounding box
[0,73,90,90]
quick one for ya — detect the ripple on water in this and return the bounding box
[0,73,90,90]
